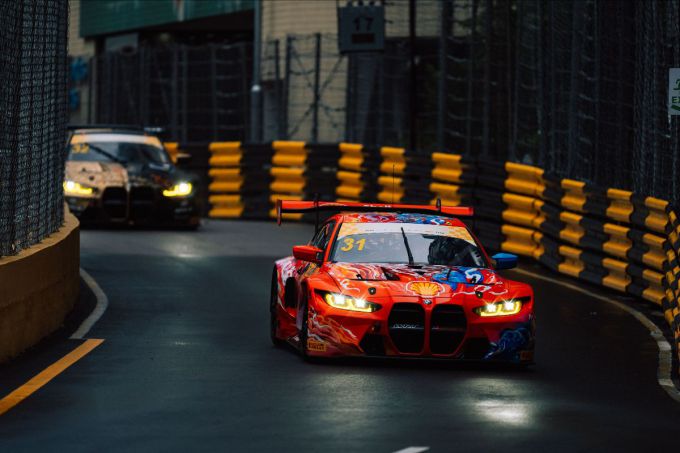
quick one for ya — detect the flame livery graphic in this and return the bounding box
[271,206,535,364]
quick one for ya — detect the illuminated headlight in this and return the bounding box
[321,292,381,313]
[474,298,528,317]
[163,182,193,197]
[63,180,93,196]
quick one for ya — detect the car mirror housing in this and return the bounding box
[293,245,323,264]
[492,252,518,270]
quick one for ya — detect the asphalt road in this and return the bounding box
[0,220,679,452]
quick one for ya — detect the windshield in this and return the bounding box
[68,141,170,165]
[330,222,487,267]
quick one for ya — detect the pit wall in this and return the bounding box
[0,209,80,362]
[166,141,680,369]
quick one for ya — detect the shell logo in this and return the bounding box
[406,281,444,297]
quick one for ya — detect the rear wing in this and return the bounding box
[276,200,474,226]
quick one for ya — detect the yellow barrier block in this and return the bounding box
[209,181,242,193]
[273,153,306,167]
[271,167,305,178]
[337,171,362,183]
[502,193,540,228]
[339,156,363,171]
[378,190,404,203]
[209,194,242,206]
[380,161,406,175]
[605,189,633,222]
[378,175,403,188]
[209,168,241,179]
[558,245,584,277]
[272,140,306,153]
[640,233,667,270]
[532,231,545,260]
[431,152,465,184]
[561,179,586,212]
[209,154,241,167]
[601,223,631,259]
[210,207,244,218]
[269,194,303,203]
[271,181,305,194]
[558,211,584,245]
[339,142,363,153]
[505,162,545,197]
[336,185,362,200]
[601,257,630,292]
[501,224,538,257]
[429,182,462,198]
[645,210,670,234]
[209,141,242,153]
[164,142,179,163]
[432,152,463,165]
[645,196,669,212]
[641,269,665,306]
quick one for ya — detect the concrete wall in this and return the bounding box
[0,210,80,362]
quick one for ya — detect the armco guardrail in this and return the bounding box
[0,208,80,362]
[175,140,679,368]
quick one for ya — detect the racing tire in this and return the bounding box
[270,270,285,347]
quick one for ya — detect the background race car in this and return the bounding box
[64,126,200,227]
[271,201,536,364]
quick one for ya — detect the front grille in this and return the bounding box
[130,186,155,221]
[388,303,425,353]
[430,305,467,355]
[102,187,127,220]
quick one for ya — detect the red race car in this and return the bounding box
[270,201,535,364]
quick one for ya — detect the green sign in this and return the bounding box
[80,0,254,37]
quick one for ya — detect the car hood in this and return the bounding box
[323,262,515,301]
[65,161,128,187]
[65,161,179,188]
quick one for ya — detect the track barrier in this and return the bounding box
[168,141,680,371]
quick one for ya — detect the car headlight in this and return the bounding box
[474,297,528,317]
[320,291,381,313]
[63,180,93,196]
[163,182,193,197]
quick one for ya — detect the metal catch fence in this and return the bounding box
[0,0,69,256]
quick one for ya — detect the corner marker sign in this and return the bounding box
[670,68,680,115]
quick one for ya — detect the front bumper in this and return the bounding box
[66,187,200,226]
[305,296,535,363]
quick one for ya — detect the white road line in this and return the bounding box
[70,268,109,340]
[392,447,430,453]
[514,267,680,403]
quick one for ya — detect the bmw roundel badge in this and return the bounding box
[423,299,432,305]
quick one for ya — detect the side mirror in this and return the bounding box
[492,252,518,270]
[293,245,323,264]
[175,152,192,166]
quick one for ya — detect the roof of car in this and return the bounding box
[335,212,467,227]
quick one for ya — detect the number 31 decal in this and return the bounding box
[340,237,366,252]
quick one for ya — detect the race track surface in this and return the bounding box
[0,220,679,452]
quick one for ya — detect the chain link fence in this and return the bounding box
[442,0,680,201]
[0,0,69,256]
[93,42,251,143]
[71,0,679,201]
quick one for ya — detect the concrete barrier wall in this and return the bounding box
[0,209,79,362]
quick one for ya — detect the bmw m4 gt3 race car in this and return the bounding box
[64,126,200,227]
[270,201,535,364]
